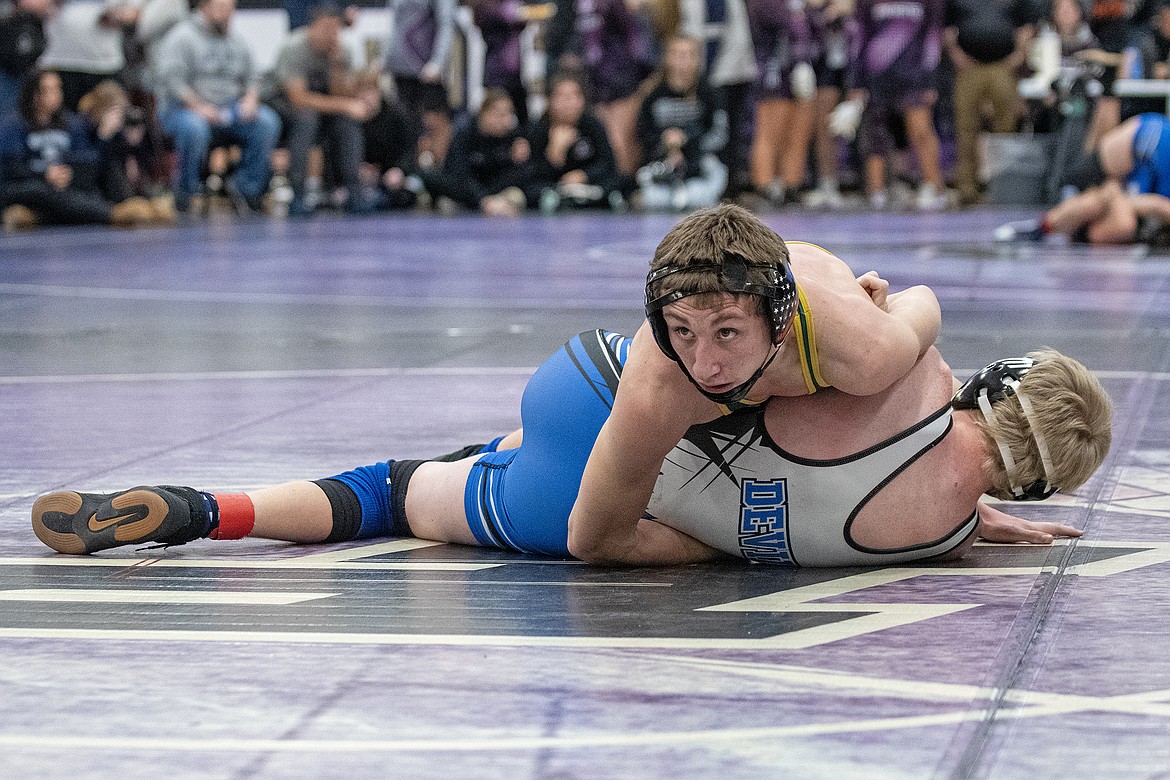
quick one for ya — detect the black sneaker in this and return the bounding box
[31,485,209,555]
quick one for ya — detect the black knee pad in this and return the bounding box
[313,478,364,543]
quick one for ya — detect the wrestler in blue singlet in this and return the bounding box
[463,329,631,555]
[1128,113,1170,198]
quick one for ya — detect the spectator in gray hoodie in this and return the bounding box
[155,0,280,212]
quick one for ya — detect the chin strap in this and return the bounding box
[975,384,1055,499]
[681,342,783,405]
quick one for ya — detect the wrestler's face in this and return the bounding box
[662,294,772,396]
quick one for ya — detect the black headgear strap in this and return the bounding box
[645,252,796,404]
[952,357,1057,501]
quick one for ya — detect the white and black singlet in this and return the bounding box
[645,404,980,566]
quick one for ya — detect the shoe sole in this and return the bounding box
[32,489,172,555]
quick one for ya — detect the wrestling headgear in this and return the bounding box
[952,357,1057,501]
[645,251,798,404]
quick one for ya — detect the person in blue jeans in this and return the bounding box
[154,0,280,212]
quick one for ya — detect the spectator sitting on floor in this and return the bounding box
[419,89,530,217]
[76,79,175,223]
[154,0,281,213]
[526,71,623,213]
[0,69,155,231]
[265,2,380,217]
[361,93,422,210]
[634,35,728,212]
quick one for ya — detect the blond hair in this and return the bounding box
[647,204,789,312]
[975,349,1112,499]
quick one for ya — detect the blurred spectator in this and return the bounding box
[265,2,380,217]
[1,69,154,230]
[945,0,1039,205]
[468,0,554,127]
[526,71,622,211]
[155,0,281,212]
[806,0,856,208]
[383,0,456,167]
[634,34,727,210]
[0,0,56,120]
[285,0,356,29]
[548,0,656,173]
[679,0,757,199]
[362,93,422,209]
[420,88,531,215]
[747,0,817,206]
[39,0,143,111]
[835,0,947,210]
[1083,0,1130,146]
[1120,0,1170,117]
[77,78,172,217]
[133,0,188,89]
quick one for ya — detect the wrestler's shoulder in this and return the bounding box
[786,241,854,281]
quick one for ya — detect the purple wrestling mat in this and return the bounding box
[0,208,1167,778]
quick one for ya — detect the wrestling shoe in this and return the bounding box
[31,485,210,555]
[994,219,1044,242]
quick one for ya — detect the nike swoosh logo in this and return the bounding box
[88,511,143,533]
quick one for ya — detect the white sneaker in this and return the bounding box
[993,219,1044,242]
[868,190,888,210]
[804,182,844,209]
[916,184,948,212]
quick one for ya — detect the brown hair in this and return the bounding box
[975,349,1112,498]
[77,80,128,125]
[647,204,790,312]
[478,88,514,118]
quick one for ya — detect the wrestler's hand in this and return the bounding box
[857,270,889,309]
[976,502,1083,545]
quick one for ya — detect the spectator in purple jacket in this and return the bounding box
[834,0,948,210]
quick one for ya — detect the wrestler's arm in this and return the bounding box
[975,502,1083,544]
[566,328,723,565]
[815,280,941,395]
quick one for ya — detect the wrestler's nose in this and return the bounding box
[690,339,724,382]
